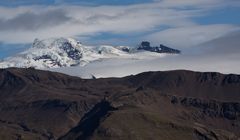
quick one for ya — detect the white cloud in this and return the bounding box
[0,4,199,44]
[144,24,240,49]
[51,31,240,78]
[0,0,239,46]
[51,53,240,78]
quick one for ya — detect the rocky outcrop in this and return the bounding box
[138,41,181,54]
[169,96,240,120]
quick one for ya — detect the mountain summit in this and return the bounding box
[0,38,180,69]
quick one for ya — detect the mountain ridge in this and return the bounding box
[0,68,239,139]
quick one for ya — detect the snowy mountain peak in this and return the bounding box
[0,38,86,69]
[0,38,180,69]
[32,38,82,50]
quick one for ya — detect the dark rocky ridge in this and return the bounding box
[127,70,240,101]
[0,68,239,140]
[138,41,181,54]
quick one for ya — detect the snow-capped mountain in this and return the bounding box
[0,38,179,69]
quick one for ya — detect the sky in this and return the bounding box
[0,0,240,59]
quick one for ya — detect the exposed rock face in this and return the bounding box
[60,42,82,60]
[169,96,240,120]
[159,44,181,53]
[138,41,181,54]
[0,68,239,140]
[140,41,151,48]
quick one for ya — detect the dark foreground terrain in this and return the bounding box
[0,68,240,140]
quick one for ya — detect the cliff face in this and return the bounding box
[0,68,239,140]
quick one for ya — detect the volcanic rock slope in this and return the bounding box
[0,68,240,140]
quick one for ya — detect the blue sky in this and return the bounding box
[193,7,240,25]
[0,0,240,59]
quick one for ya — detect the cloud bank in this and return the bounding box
[0,0,239,49]
[51,31,240,78]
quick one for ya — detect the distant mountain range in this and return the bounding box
[0,68,239,140]
[0,38,180,69]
